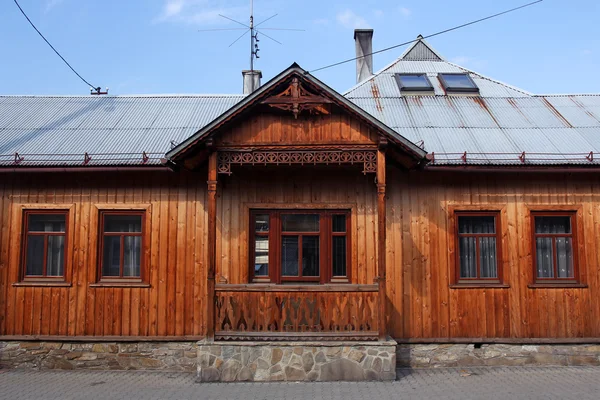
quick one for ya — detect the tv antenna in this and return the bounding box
[198,0,304,73]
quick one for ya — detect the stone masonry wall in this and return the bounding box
[197,340,397,382]
[397,344,600,368]
[0,341,198,372]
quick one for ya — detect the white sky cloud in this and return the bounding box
[398,6,411,18]
[156,0,247,26]
[45,0,65,13]
[336,9,370,29]
[373,9,384,18]
[582,49,593,56]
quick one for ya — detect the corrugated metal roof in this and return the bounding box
[2,36,600,168]
[0,95,243,166]
[345,37,600,166]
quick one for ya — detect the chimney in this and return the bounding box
[242,70,262,94]
[354,29,373,83]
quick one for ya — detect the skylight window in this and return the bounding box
[439,73,479,93]
[395,74,433,92]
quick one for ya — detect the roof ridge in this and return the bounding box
[399,36,445,61]
[0,94,245,98]
[445,61,533,97]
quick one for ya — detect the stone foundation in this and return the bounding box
[0,341,198,371]
[197,340,397,382]
[397,344,600,368]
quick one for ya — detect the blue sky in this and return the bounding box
[1,0,599,95]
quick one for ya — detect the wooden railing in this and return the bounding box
[214,285,379,341]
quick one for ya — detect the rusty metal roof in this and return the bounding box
[1,37,599,168]
[345,37,600,166]
[0,95,243,167]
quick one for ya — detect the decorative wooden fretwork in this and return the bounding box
[261,77,332,119]
[214,289,379,341]
[217,150,377,175]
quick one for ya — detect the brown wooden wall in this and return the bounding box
[386,169,600,339]
[1,167,600,340]
[215,111,380,146]
[216,167,378,285]
[0,171,208,337]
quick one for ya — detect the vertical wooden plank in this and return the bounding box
[206,152,218,339]
[175,181,186,336]
[376,146,387,340]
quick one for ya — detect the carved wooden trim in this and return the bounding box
[217,150,377,175]
[261,77,332,119]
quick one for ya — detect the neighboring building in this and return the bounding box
[1,32,600,380]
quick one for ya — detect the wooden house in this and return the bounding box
[1,32,600,380]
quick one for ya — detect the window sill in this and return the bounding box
[528,283,587,289]
[90,282,150,288]
[13,282,72,288]
[450,283,510,289]
[216,284,377,292]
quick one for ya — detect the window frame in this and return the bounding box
[20,210,69,282]
[531,211,579,284]
[394,73,434,92]
[98,210,146,283]
[249,209,351,284]
[454,211,503,284]
[439,73,480,94]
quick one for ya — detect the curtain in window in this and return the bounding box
[535,216,573,278]
[458,216,496,279]
[123,221,141,277]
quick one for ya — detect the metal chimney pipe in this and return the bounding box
[242,70,262,94]
[354,29,374,84]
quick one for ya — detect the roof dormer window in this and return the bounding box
[439,73,479,93]
[395,73,434,93]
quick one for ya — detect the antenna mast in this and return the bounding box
[249,0,259,73]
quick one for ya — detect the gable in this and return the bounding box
[166,64,427,165]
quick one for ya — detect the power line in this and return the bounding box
[12,0,98,90]
[309,0,544,74]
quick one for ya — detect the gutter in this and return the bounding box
[0,166,173,173]
[423,165,600,173]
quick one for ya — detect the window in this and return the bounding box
[99,211,144,280]
[395,73,433,92]
[532,212,578,283]
[250,210,350,283]
[455,212,501,283]
[439,73,479,93]
[21,211,68,280]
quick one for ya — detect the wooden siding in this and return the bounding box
[1,167,600,340]
[0,171,207,337]
[386,169,600,339]
[215,167,379,286]
[215,112,380,147]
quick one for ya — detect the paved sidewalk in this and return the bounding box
[1,366,599,399]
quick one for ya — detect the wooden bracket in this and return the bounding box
[261,77,332,119]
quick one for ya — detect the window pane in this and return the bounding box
[536,237,554,278]
[28,214,65,232]
[556,237,574,278]
[282,214,319,232]
[535,216,571,234]
[302,236,320,277]
[46,235,65,276]
[123,236,141,277]
[441,74,478,90]
[104,215,142,233]
[281,236,299,276]
[458,216,495,234]
[102,236,121,276]
[332,236,347,277]
[396,74,432,90]
[255,214,269,232]
[459,237,477,278]
[479,237,497,278]
[332,215,346,233]
[254,236,269,276]
[25,235,44,275]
